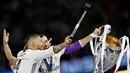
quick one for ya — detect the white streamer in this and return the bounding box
[114,36,130,73]
[100,24,111,73]
[90,25,129,73]
[90,40,96,55]
[89,24,111,73]
[127,37,130,73]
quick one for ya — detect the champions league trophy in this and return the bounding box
[89,24,130,73]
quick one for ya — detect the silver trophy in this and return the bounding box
[90,24,122,73]
[95,35,121,73]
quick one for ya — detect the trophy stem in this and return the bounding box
[94,55,102,73]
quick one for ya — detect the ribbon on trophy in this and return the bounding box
[114,36,130,73]
[89,24,111,73]
[90,24,130,73]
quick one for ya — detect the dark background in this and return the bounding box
[0,0,130,72]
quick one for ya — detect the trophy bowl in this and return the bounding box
[104,35,121,72]
[106,35,120,48]
[96,35,121,72]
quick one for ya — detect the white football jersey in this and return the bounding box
[13,69,16,73]
[39,48,65,73]
[15,46,55,73]
[39,40,83,73]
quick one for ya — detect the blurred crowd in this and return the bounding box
[0,0,130,71]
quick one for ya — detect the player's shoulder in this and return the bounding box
[26,49,42,53]
[17,50,24,57]
[48,46,53,49]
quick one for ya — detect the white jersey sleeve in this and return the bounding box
[17,50,24,59]
[33,46,55,60]
[15,46,55,73]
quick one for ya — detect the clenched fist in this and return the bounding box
[64,36,72,45]
[93,28,101,36]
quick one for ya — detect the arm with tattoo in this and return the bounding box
[53,36,72,53]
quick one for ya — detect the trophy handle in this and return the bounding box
[114,36,130,73]
[90,24,112,73]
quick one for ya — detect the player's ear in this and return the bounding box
[32,41,35,47]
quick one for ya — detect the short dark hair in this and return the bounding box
[39,34,45,38]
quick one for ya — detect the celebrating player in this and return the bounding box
[3,29,72,73]
[39,28,100,73]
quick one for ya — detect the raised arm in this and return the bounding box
[3,29,17,67]
[34,36,72,60]
[79,28,100,47]
[64,28,100,54]
[53,36,72,53]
